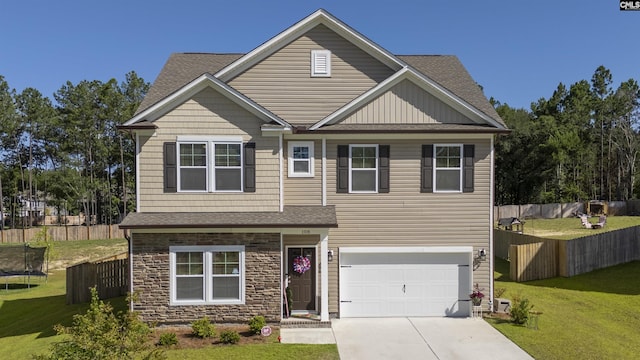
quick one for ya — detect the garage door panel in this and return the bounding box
[340,251,471,317]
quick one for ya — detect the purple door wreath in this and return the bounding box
[293,255,311,274]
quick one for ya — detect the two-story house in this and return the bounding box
[119,9,508,325]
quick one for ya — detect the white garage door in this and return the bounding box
[340,248,472,317]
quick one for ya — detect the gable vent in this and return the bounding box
[311,50,331,77]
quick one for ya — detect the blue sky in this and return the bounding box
[1,0,637,110]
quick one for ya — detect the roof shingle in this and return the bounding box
[119,205,338,229]
[134,53,504,128]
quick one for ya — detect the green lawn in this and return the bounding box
[518,216,640,240]
[0,239,338,359]
[487,257,640,359]
[165,344,339,359]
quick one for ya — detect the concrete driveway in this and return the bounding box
[331,317,533,360]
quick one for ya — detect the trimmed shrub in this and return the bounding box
[510,294,534,325]
[248,315,266,335]
[158,332,178,347]
[191,317,217,339]
[219,330,240,344]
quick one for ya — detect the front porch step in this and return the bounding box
[280,319,332,328]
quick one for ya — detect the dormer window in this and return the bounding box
[311,50,331,77]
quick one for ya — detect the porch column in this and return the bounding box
[320,230,329,322]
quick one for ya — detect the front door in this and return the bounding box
[287,247,316,311]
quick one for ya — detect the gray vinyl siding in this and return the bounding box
[325,138,492,313]
[341,79,475,125]
[283,139,322,205]
[138,87,280,212]
[229,24,395,125]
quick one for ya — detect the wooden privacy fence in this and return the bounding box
[560,227,640,277]
[0,225,124,243]
[509,242,558,282]
[495,227,640,282]
[66,253,129,305]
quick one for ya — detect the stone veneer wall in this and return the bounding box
[132,232,281,324]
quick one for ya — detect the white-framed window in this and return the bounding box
[434,144,463,192]
[311,50,331,77]
[170,245,245,305]
[288,141,314,177]
[349,144,378,193]
[178,143,208,191]
[213,143,242,191]
[177,136,243,192]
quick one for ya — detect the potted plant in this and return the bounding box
[470,283,484,306]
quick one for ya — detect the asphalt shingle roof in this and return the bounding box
[134,53,505,128]
[119,205,337,229]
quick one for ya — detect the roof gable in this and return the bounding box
[310,68,506,130]
[215,9,404,82]
[123,73,290,128]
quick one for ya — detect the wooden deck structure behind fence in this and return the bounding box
[66,253,128,305]
[0,225,124,243]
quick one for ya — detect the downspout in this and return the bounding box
[279,133,283,212]
[135,133,141,212]
[124,229,134,312]
[322,138,327,206]
[489,136,495,311]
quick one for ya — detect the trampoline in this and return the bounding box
[0,244,48,290]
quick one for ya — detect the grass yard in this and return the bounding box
[0,239,339,359]
[487,257,640,359]
[164,344,339,359]
[518,216,640,239]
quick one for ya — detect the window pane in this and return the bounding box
[176,277,204,300]
[176,264,190,275]
[352,146,376,169]
[449,147,461,157]
[215,168,242,191]
[362,158,376,169]
[215,144,241,166]
[176,252,203,275]
[213,264,226,274]
[352,170,376,191]
[363,147,376,157]
[293,146,309,159]
[436,169,461,191]
[212,277,240,300]
[180,168,207,191]
[213,252,226,262]
[436,146,449,157]
[436,146,461,169]
[436,158,448,167]
[351,146,363,158]
[293,160,309,173]
[180,144,207,166]
[225,252,239,262]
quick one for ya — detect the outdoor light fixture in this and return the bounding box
[327,250,334,262]
[479,248,487,261]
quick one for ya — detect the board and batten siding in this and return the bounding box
[138,87,280,212]
[283,139,322,205]
[324,138,493,313]
[341,79,476,125]
[229,24,395,125]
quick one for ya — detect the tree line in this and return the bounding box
[495,66,640,205]
[0,72,148,228]
[1,65,638,226]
